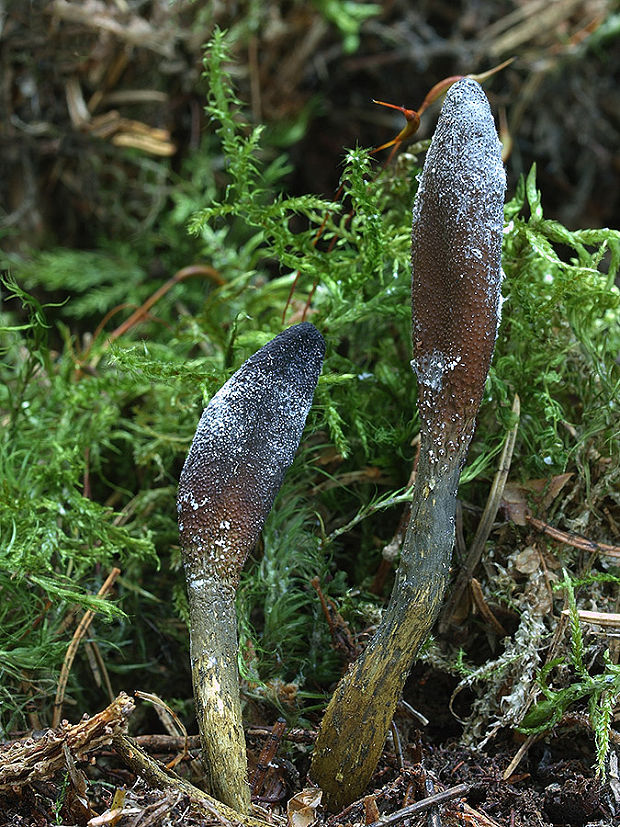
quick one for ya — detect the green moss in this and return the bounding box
[1,30,618,746]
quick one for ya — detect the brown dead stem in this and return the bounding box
[525,514,620,560]
[53,567,121,728]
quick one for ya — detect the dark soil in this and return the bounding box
[0,714,617,827]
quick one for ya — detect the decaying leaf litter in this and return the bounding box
[1,3,619,827]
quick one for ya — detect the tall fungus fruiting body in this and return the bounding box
[310,78,505,811]
[178,322,325,813]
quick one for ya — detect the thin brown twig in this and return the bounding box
[84,639,115,702]
[424,775,442,827]
[525,514,620,559]
[250,717,287,797]
[469,577,508,637]
[135,691,189,770]
[53,567,121,728]
[133,733,200,752]
[108,264,224,342]
[502,733,539,781]
[89,302,146,348]
[366,784,470,827]
[82,264,224,365]
[130,726,317,754]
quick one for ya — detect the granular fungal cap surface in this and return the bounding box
[178,322,325,584]
[411,77,505,464]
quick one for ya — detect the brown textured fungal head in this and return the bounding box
[411,77,505,467]
[178,322,325,587]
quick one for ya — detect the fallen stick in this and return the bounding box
[53,567,121,727]
[366,784,470,827]
[112,733,278,827]
[526,514,620,559]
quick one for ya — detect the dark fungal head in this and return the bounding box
[410,77,505,466]
[178,322,325,586]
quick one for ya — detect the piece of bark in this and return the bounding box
[0,692,135,790]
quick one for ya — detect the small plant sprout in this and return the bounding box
[310,78,506,809]
[178,322,325,813]
[371,58,513,160]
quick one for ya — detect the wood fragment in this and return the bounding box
[111,132,176,156]
[364,794,380,824]
[562,609,620,629]
[0,692,134,790]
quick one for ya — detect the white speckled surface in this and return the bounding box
[411,78,505,468]
[178,322,325,586]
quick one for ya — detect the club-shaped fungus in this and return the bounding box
[178,322,325,813]
[310,78,506,810]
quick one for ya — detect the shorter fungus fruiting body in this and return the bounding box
[179,321,326,587]
[178,322,325,813]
